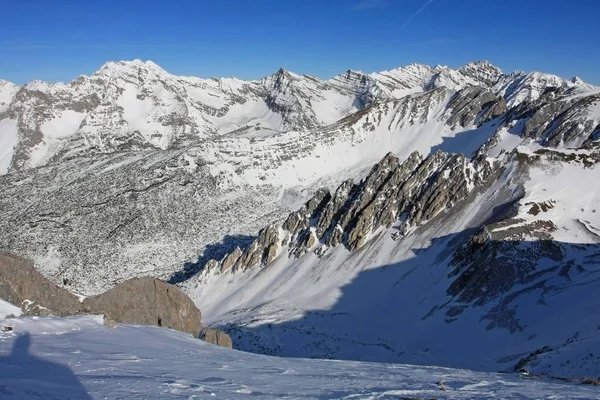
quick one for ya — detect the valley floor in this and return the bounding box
[0,312,598,399]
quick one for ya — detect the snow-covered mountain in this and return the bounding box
[1,59,599,378]
[2,59,592,176]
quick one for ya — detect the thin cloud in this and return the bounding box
[351,0,390,11]
[402,0,436,28]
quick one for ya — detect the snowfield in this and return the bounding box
[0,315,598,399]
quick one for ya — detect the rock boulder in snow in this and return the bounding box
[0,251,81,316]
[200,328,233,348]
[82,277,202,337]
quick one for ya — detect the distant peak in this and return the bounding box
[407,62,432,69]
[271,67,300,80]
[468,60,492,66]
[459,60,501,71]
[99,59,161,70]
[0,78,17,87]
[569,76,591,87]
[340,69,366,78]
[276,67,291,76]
[93,59,167,79]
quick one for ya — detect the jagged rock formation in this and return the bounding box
[200,328,233,348]
[82,277,202,337]
[201,149,496,274]
[0,251,81,316]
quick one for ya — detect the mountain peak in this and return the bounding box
[463,59,493,67]
[333,69,367,81]
[0,78,17,87]
[94,59,167,78]
[570,76,594,88]
[457,60,504,87]
[268,67,302,82]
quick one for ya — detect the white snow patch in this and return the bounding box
[0,119,18,173]
[0,299,21,320]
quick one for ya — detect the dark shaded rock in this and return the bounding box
[0,251,82,316]
[82,277,202,337]
[445,86,497,128]
[220,247,242,273]
[200,327,233,348]
[103,315,117,328]
[479,96,507,123]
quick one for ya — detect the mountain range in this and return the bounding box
[1,59,599,377]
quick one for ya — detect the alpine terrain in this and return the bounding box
[1,59,600,383]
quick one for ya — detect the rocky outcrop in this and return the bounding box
[479,96,507,123]
[0,251,81,316]
[82,277,202,337]
[200,328,233,348]
[445,86,497,127]
[204,149,495,275]
[0,252,204,337]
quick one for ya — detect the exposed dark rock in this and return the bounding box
[479,96,507,123]
[220,247,242,273]
[200,328,233,348]
[82,277,202,337]
[0,251,82,316]
[446,86,497,127]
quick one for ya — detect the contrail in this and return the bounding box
[402,0,436,28]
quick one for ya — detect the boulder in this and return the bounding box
[0,251,82,316]
[200,328,233,348]
[82,277,202,337]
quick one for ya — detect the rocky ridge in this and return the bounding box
[0,59,593,175]
[200,149,495,275]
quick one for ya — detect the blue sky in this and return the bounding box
[0,0,598,84]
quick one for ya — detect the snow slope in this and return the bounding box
[187,145,600,378]
[0,299,21,320]
[0,315,598,399]
[0,119,18,174]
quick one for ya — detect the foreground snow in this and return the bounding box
[0,316,598,399]
[0,299,21,319]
